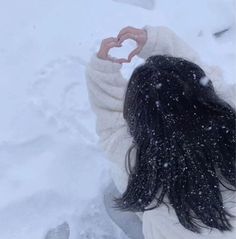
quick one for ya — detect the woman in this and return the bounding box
[86,25,236,239]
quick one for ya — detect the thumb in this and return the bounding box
[128,46,142,61]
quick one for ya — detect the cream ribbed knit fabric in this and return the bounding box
[86,26,236,239]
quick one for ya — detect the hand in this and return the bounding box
[97,37,130,64]
[117,26,147,62]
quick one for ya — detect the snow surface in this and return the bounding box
[113,0,155,10]
[0,0,235,238]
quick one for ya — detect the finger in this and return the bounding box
[107,55,130,64]
[117,26,139,39]
[102,37,117,43]
[128,46,142,61]
[118,33,138,44]
[115,58,130,64]
[107,56,126,64]
[98,39,121,61]
[106,41,122,50]
[99,40,121,54]
[117,26,133,38]
[101,37,119,48]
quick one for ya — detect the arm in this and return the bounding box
[86,40,134,169]
[138,26,200,63]
[86,54,127,138]
[118,25,235,107]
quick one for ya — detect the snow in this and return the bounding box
[113,0,155,10]
[200,76,210,86]
[0,0,235,238]
[163,163,168,168]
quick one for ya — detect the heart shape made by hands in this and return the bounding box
[108,39,138,63]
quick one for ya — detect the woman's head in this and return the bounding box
[115,55,236,233]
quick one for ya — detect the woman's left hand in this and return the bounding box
[117,26,147,62]
[97,37,130,64]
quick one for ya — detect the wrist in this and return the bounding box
[97,51,107,60]
[137,26,158,59]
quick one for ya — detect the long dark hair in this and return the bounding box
[114,55,236,233]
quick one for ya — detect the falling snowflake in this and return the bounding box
[200,76,210,86]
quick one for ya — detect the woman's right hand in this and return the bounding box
[117,26,147,62]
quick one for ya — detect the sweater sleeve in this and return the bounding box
[138,25,236,108]
[85,54,134,168]
[138,25,200,63]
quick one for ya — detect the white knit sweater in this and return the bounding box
[86,26,236,239]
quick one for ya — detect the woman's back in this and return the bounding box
[86,25,236,239]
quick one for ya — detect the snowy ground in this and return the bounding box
[0,0,235,238]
